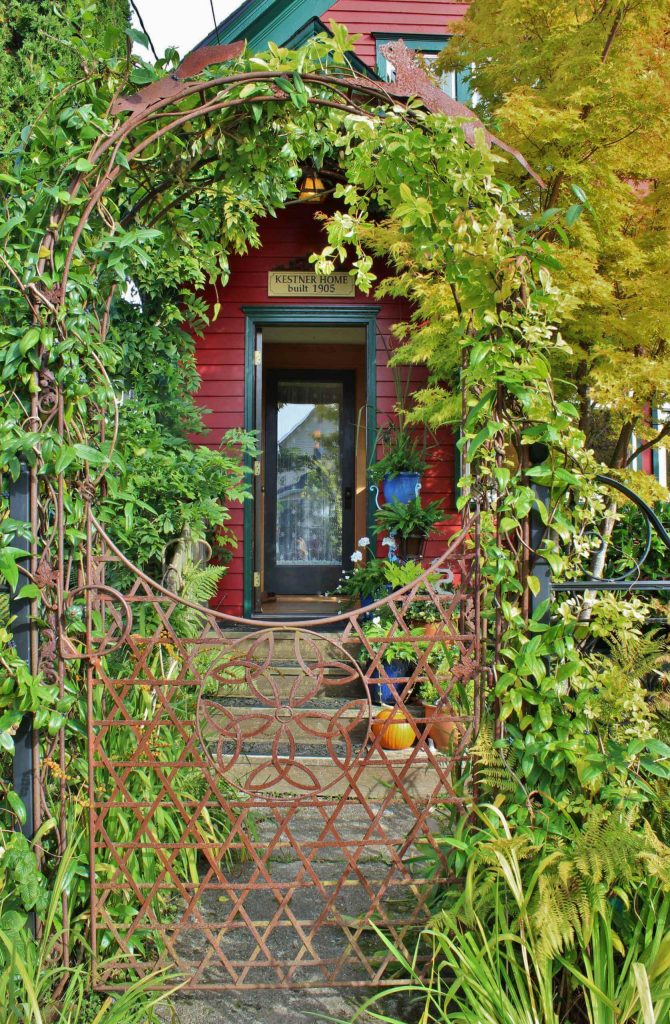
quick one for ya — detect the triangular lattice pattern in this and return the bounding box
[80,517,483,991]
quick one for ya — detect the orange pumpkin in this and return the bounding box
[371,707,416,750]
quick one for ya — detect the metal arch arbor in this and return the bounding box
[19,45,490,991]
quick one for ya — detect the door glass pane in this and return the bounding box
[275,380,343,566]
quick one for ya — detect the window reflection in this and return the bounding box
[275,381,343,567]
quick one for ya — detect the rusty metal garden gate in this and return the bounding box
[77,514,482,990]
[8,46,495,991]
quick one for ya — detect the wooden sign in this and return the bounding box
[268,271,355,298]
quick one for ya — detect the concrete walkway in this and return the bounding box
[164,984,414,1023]
[155,799,426,1024]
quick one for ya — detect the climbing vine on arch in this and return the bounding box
[0,12,660,854]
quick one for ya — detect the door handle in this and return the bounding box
[344,487,353,509]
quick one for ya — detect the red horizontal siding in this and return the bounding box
[191,202,457,615]
[323,0,468,66]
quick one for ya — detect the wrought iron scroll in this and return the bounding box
[552,473,670,593]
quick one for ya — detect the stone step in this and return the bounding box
[223,750,441,801]
[219,629,361,663]
[204,700,371,746]
[231,667,364,699]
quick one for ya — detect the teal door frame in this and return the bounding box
[241,304,380,617]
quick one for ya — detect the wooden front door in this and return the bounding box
[264,369,355,596]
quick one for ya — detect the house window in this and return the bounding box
[420,53,457,99]
[652,405,669,487]
[374,34,469,103]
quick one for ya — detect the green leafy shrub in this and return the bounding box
[100,408,257,583]
[0,832,178,1024]
[374,497,444,540]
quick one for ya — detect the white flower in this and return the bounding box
[372,616,381,626]
[381,537,394,547]
[350,551,363,563]
[357,536,370,548]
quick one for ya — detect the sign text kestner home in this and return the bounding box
[268,271,355,297]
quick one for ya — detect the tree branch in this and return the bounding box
[600,2,629,63]
[626,419,670,465]
[611,420,634,468]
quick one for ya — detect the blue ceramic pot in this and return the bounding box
[359,586,393,620]
[383,473,421,505]
[369,659,415,705]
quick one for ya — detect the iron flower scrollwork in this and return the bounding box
[197,629,370,797]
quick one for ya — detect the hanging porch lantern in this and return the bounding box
[297,167,327,203]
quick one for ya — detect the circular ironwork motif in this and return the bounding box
[62,584,133,660]
[196,629,370,797]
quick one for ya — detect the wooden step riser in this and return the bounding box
[204,707,431,748]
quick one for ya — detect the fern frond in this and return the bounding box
[182,563,226,604]
[531,809,670,961]
[469,724,517,796]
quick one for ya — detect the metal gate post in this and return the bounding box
[9,461,35,844]
[528,443,552,624]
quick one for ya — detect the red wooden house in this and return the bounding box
[192,1,471,618]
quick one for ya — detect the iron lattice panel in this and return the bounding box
[84,519,482,990]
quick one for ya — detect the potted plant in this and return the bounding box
[417,679,459,753]
[384,559,444,634]
[370,423,427,505]
[333,537,390,608]
[416,652,470,752]
[406,600,442,635]
[359,614,423,704]
[374,497,444,560]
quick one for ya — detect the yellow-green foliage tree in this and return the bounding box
[441,0,670,474]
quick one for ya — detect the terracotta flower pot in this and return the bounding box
[422,703,458,753]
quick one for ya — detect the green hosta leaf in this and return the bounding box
[18,328,40,354]
[0,910,27,935]
[538,703,553,729]
[565,203,583,226]
[129,65,158,86]
[578,763,604,785]
[640,758,670,779]
[54,445,76,474]
[0,215,23,239]
[467,421,498,458]
[0,550,23,589]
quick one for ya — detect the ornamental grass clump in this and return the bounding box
[343,807,670,1024]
